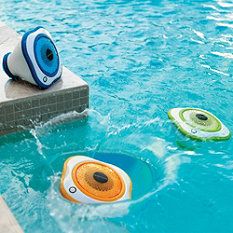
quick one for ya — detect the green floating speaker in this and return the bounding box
[168,108,231,141]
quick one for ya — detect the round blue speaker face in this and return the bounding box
[34,35,59,77]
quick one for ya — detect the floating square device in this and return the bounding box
[168,108,231,141]
[3,26,62,89]
[60,156,132,204]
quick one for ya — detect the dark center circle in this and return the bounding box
[93,172,108,183]
[46,49,54,61]
[196,113,208,121]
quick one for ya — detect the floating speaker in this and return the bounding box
[3,26,62,89]
[168,108,231,141]
[60,156,132,204]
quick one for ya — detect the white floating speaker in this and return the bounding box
[3,26,62,89]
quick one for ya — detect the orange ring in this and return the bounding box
[72,161,126,202]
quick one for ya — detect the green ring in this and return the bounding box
[179,109,222,132]
[168,109,231,141]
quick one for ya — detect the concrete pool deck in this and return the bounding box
[0,23,89,135]
[0,197,23,233]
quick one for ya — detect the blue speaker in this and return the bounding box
[3,26,62,89]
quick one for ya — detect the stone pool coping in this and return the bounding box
[0,197,23,233]
[0,23,89,135]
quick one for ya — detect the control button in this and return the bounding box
[43,76,47,82]
[69,186,77,193]
[191,129,197,134]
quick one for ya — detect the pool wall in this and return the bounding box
[0,23,89,135]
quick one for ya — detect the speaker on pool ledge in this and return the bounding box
[2,26,62,89]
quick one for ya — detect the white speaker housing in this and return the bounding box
[60,156,132,204]
[3,26,62,89]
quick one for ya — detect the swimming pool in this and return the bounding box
[0,0,233,232]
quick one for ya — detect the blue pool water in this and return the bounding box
[0,0,233,232]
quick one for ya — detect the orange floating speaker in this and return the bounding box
[60,156,132,203]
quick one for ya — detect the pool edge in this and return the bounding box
[0,196,24,233]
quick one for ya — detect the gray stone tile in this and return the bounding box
[80,97,88,105]
[0,114,5,122]
[0,105,5,115]
[14,102,23,112]
[5,104,14,113]
[31,99,40,107]
[6,113,15,122]
[40,97,49,106]
[57,94,65,102]
[72,98,80,107]
[80,87,89,97]
[72,90,80,99]
[48,95,57,104]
